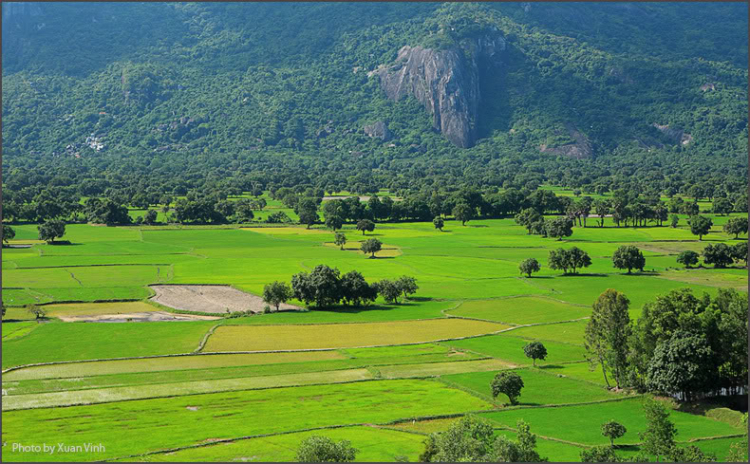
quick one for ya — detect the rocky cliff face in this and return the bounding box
[373,33,505,148]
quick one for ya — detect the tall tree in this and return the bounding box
[639,398,677,462]
[38,219,66,243]
[585,289,631,388]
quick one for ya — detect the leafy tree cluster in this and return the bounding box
[586,288,747,401]
[288,265,416,308]
[548,247,591,275]
[420,415,546,462]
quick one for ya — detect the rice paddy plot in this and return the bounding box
[120,426,427,462]
[440,368,619,405]
[376,358,515,379]
[441,333,587,365]
[480,398,744,446]
[4,349,486,396]
[4,351,347,381]
[203,319,508,352]
[1,380,492,462]
[505,320,588,346]
[447,296,589,325]
[2,368,375,410]
[2,321,216,369]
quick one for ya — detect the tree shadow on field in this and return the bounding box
[46,241,79,246]
[525,276,554,279]
[311,301,426,314]
[558,273,608,277]
[369,256,396,259]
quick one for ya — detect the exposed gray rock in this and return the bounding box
[363,121,392,141]
[373,32,505,148]
[539,123,594,159]
[653,123,693,146]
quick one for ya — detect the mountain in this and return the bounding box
[2,2,747,193]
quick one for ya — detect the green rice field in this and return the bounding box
[2,206,746,461]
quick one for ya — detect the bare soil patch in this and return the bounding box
[150,285,300,314]
[58,311,219,323]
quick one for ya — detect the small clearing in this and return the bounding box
[150,285,300,314]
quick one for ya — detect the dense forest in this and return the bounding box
[2,2,748,214]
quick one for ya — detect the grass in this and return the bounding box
[1,379,492,462]
[480,397,744,446]
[440,368,619,405]
[203,319,507,352]
[447,296,590,325]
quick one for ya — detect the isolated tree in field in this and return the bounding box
[612,245,646,274]
[27,305,46,320]
[433,216,444,231]
[523,341,547,367]
[639,397,677,462]
[676,250,699,268]
[396,276,418,301]
[2,223,15,245]
[2,303,6,319]
[355,219,375,235]
[601,421,627,447]
[669,214,679,228]
[452,203,473,226]
[702,243,733,268]
[545,217,574,240]
[262,281,293,312]
[360,238,382,258]
[580,445,622,463]
[549,247,591,275]
[144,209,158,225]
[376,279,401,304]
[295,435,357,462]
[519,258,541,277]
[585,289,631,388]
[723,217,748,239]
[689,215,712,240]
[646,331,712,402]
[491,371,524,405]
[38,219,66,243]
[731,241,747,266]
[334,232,347,250]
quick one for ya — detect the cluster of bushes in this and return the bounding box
[262,265,418,309]
[676,242,747,269]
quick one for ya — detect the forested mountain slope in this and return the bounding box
[2,2,747,196]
